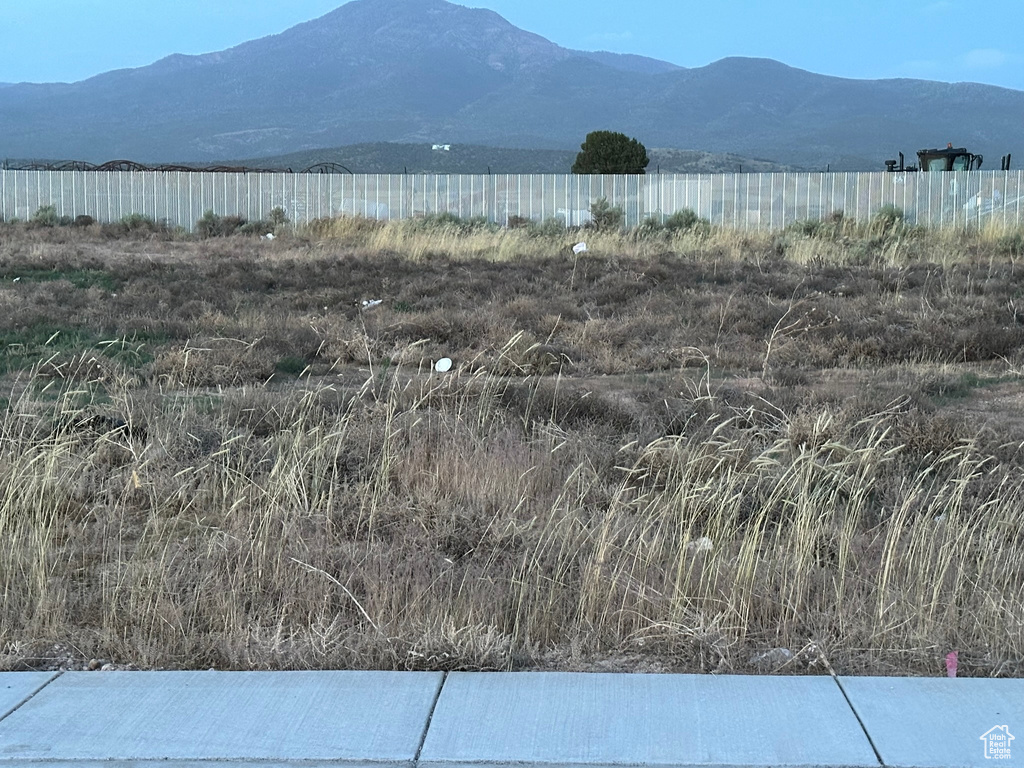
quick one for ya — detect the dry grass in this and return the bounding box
[1,216,1023,676]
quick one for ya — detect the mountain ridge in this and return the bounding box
[0,0,1021,169]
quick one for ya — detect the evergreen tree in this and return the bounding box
[571,131,649,174]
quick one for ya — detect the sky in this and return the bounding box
[2,0,1022,91]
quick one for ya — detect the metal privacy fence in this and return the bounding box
[1,170,1023,232]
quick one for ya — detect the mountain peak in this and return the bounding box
[244,0,570,75]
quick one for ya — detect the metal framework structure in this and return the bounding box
[1,159,353,174]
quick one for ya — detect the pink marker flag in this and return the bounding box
[945,651,958,678]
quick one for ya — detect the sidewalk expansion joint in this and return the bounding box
[831,674,886,767]
[414,670,448,766]
[0,670,63,724]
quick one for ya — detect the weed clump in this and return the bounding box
[634,208,711,239]
[100,213,171,238]
[195,210,280,238]
[998,231,1024,256]
[589,197,624,231]
[29,205,69,228]
[526,217,567,238]
[404,212,500,235]
[197,210,244,238]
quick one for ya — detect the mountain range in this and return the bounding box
[1,0,1022,170]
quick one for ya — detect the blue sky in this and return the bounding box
[3,0,1022,91]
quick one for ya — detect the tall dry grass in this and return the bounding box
[2,217,1024,675]
[1,357,1021,675]
[299,211,1024,269]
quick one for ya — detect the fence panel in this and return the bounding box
[2,170,1022,232]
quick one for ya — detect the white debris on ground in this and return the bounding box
[261,233,275,240]
[361,299,383,309]
[749,647,795,671]
[572,242,588,254]
[685,536,714,554]
[434,357,453,373]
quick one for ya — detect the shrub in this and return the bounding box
[788,219,823,237]
[633,216,667,239]
[268,207,289,228]
[589,198,624,232]
[121,213,164,234]
[786,210,854,241]
[871,204,905,234]
[631,212,712,240]
[29,205,67,228]
[404,212,499,235]
[526,218,567,238]
[196,210,221,238]
[507,215,531,229]
[97,214,162,238]
[219,215,246,236]
[664,208,710,235]
[72,214,96,228]
[998,231,1024,256]
[238,219,275,237]
[196,210,247,238]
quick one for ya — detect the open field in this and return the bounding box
[1,215,1023,676]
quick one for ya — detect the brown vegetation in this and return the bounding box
[1,216,1023,676]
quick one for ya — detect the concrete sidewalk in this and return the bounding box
[0,670,1019,767]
